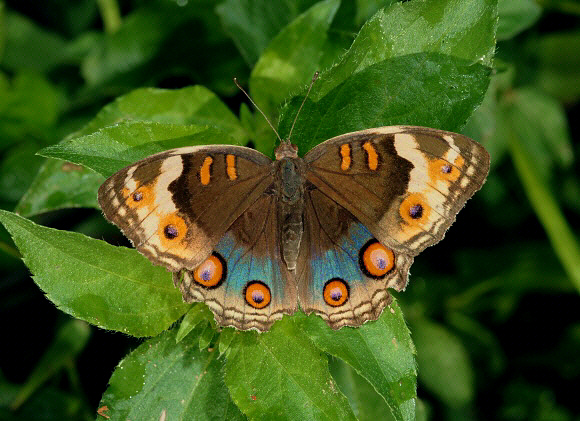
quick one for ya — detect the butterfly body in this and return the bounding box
[98,126,489,331]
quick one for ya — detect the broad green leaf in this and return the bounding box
[176,304,214,344]
[218,327,236,358]
[354,0,400,27]
[225,318,356,421]
[38,122,236,177]
[81,5,193,86]
[0,72,63,146]
[199,323,217,351]
[0,210,189,337]
[497,0,541,40]
[15,159,103,217]
[295,300,416,421]
[530,31,580,103]
[1,11,68,72]
[0,142,45,204]
[76,86,248,143]
[249,0,341,157]
[503,87,573,182]
[216,0,318,65]
[280,53,491,153]
[312,0,498,100]
[462,67,516,165]
[250,0,340,117]
[100,328,244,421]
[11,320,90,410]
[329,358,395,421]
[411,318,474,407]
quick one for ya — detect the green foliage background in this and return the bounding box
[0,0,579,420]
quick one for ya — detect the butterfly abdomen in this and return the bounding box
[276,158,306,271]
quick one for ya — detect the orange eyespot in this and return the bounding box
[244,281,271,309]
[193,253,226,288]
[360,240,395,278]
[125,185,154,208]
[429,159,461,182]
[158,213,187,248]
[323,279,349,307]
[399,193,430,225]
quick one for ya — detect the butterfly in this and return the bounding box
[98,119,490,331]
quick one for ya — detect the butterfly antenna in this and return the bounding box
[233,77,283,144]
[287,71,319,142]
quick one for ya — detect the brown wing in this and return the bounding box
[174,194,298,331]
[297,188,413,329]
[303,126,490,256]
[98,145,273,271]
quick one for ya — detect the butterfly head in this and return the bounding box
[275,141,298,160]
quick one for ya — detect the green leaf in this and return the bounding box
[15,158,104,217]
[176,304,213,344]
[1,11,68,72]
[38,122,235,177]
[296,300,416,421]
[250,0,341,117]
[249,0,341,157]
[0,72,63,146]
[329,358,395,421]
[462,68,514,164]
[76,86,248,143]
[225,318,356,421]
[311,0,497,100]
[216,0,318,65]
[10,320,90,410]
[199,323,217,351]
[0,210,189,337]
[529,31,580,103]
[503,87,573,182]
[497,0,541,40]
[81,4,194,86]
[411,318,474,407]
[218,327,236,358]
[280,53,491,153]
[0,142,45,204]
[100,328,244,421]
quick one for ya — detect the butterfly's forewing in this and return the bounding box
[303,126,490,257]
[98,145,273,272]
[174,194,297,331]
[297,188,413,329]
[298,126,489,328]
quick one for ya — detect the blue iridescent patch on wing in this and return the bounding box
[214,232,287,301]
[308,222,374,301]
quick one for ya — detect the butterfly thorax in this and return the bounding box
[275,156,305,272]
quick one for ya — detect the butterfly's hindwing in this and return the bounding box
[174,194,297,331]
[297,188,413,329]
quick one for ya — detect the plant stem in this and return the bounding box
[96,0,122,34]
[508,127,580,294]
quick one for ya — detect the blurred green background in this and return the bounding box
[0,0,579,420]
